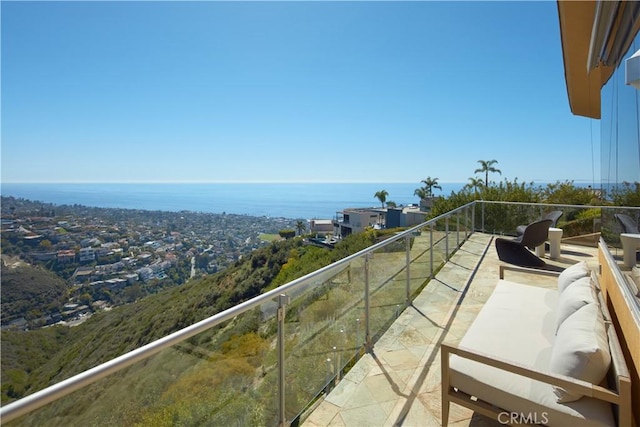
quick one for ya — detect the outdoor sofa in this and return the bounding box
[441,261,631,426]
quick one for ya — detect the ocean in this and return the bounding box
[1,182,466,219]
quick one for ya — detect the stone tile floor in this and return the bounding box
[302,232,600,427]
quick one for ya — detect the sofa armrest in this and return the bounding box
[441,342,622,405]
[499,264,562,280]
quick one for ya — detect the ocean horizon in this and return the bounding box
[1,182,470,220]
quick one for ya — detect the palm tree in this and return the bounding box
[295,220,306,236]
[467,177,484,195]
[421,177,442,197]
[374,190,388,208]
[414,187,429,200]
[414,181,438,212]
[474,160,501,187]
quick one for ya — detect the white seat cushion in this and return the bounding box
[449,280,614,426]
[555,276,596,332]
[557,261,590,293]
[550,302,611,403]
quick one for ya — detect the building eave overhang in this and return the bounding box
[557,1,608,119]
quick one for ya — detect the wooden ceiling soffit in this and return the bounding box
[558,0,602,119]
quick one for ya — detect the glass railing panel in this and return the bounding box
[280,258,363,424]
[463,206,474,238]
[5,307,280,426]
[601,207,621,248]
[473,202,640,253]
[601,206,639,248]
[367,240,408,344]
[513,203,542,233]
[479,203,533,235]
[431,221,448,268]
[408,224,433,298]
[556,205,599,246]
[443,216,452,258]
[458,207,472,243]
[453,211,462,250]
[475,202,609,238]
[447,213,458,257]
[451,215,459,256]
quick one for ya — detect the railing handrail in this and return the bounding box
[598,237,640,325]
[4,199,632,422]
[478,200,640,211]
[0,202,473,422]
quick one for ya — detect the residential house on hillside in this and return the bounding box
[309,219,334,236]
[333,205,427,238]
[334,208,385,237]
[78,247,95,263]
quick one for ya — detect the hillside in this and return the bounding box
[1,260,70,326]
[1,230,383,407]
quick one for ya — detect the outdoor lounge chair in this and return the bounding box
[614,213,639,234]
[516,210,563,236]
[614,213,640,262]
[495,219,553,267]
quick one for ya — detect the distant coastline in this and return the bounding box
[1,182,469,220]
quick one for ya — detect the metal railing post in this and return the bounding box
[333,346,339,383]
[355,317,361,359]
[405,235,411,305]
[466,206,470,237]
[364,253,372,352]
[445,217,450,259]
[325,358,333,394]
[430,224,434,279]
[472,202,476,232]
[456,212,460,248]
[277,294,290,427]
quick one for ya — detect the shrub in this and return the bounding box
[610,181,640,207]
[278,229,295,239]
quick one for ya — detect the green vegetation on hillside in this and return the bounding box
[426,179,639,236]
[1,263,70,325]
[3,181,638,424]
[1,230,386,406]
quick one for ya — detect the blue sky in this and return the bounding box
[1,1,599,185]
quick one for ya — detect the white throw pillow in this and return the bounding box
[557,261,590,293]
[550,303,611,403]
[555,276,596,333]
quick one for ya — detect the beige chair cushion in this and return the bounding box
[550,303,611,403]
[557,261,590,293]
[555,276,596,333]
[449,281,614,426]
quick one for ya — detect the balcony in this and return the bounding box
[2,202,638,426]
